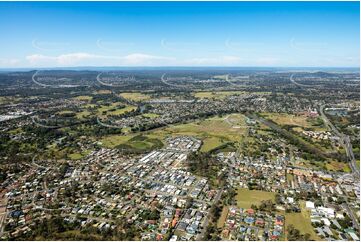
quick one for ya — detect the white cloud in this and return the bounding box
[254,57,280,66]
[25,52,173,67]
[185,56,243,66]
[123,53,174,65]
[0,58,20,66]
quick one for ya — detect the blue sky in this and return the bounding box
[0,1,359,67]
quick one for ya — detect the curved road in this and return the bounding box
[96,116,124,129]
[290,73,321,88]
[161,73,190,89]
[224,74,244,88]
[96,72,129,87]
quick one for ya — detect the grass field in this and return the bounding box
[109,105,136,115]
[100,135,134,148]
[120,92,151,101]
[217,206,229,228]
[261,112,327,132]
[68,150,91,160]
[96,102,136,117]
[325,160,351,172]
[57,110,75,115]
[236,188,276,208]
[285,201,320,240]
[98,113,249,153]
[0,96,22,104]
[94,90,112,94]
[200,137,224,152]
[150,114,249,152]
[72,95,92,101]
[142,113,160,118]
[100,134,163,152]
[76,110,91,119]
[192,91,246,100]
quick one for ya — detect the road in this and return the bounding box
[31,116,62,129]
[161,73,189,89]
[224,74,245,88]
[196,187,224,240]
[96,116,124,129]
[32,70,52,88]
[290,73,321,88]
[319,105,359,177]
[342,202,360,230]
[0,196,8,237]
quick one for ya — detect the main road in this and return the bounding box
[319,105,359,177]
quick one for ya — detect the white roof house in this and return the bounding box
[306,201,315,209]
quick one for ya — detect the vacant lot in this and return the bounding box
[261,112,327,132]
[236,188,275,208]
[285,201,320,240]
[217,206,229,228]
[96,102,136,117]
[101,135,133,148]
[100,113,251,153]
[101,134,163,153]
[68,150,91,160]
[151,114,249,152]
[72,95,92,101]
[94,90,112,94]
[120,92,151,101]
[325,160,351,172]
[142,113,159,118]
[193,91,246,100]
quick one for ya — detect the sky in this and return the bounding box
[0,1,359,68]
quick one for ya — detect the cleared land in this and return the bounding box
[68,150,91,160]
[285,201,320,241]
[261,112,327,132]
[120,92,151,102]
[72,95,92,101]
[217,206,229,228]
[93,90,112,94]
[96,102,136,117]
[142,113,160,118]
[151,114,249,152]
[236,188,276,208]
[192,91,246,100]
[101,134,163,152]
[98,113,250,153]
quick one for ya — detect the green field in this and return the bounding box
[120,92,151,101]
[101,134,163,153]
[76,110,91,119]
[261,112,327,132]
[96,102,136,117]
[72,95,93,101]
[150,114,249,152]
[100,135,134,148]
[142,113,160,118]
[99,114,249,153]
[285,201,320,241]
[68,150,91,160]
[236,188,276,208]
[217,206,229,228]
[192,91,246,100]
[325,160,351,172]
